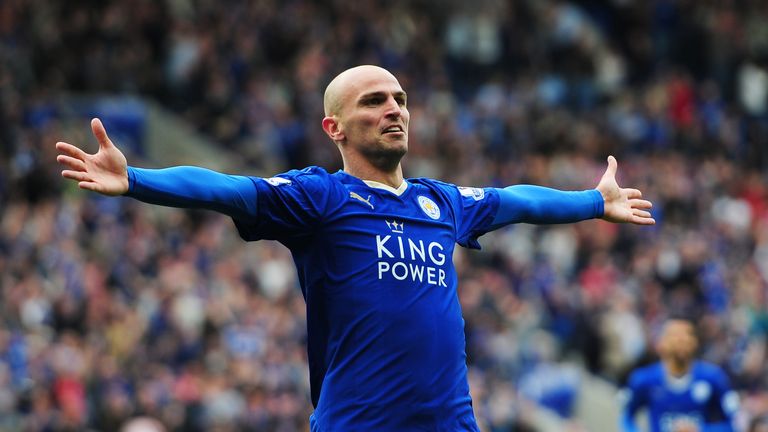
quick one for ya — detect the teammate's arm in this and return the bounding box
[490,156,654,229]
[620,413,642,432]
[705,368,738,432]
[56,118,258,219]
[619,379,644,432]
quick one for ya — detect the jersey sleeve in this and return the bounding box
[126,166,260,220]
[234,166,345,243]
[433,183,500,250]
[708,366,738,430]
[490,185,604,229]
[619,372,646,432]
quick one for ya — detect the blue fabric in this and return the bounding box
[126,165,501,431]
[124,165,608,431]
[234,168,499,431]
[126,166,259,220]
[621,361,737,432]
[491,185,604,229]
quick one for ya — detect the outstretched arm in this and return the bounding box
[490,156,654,229]
[56,118,259,219]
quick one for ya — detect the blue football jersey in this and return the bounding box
[126,163,602,430]
[621,361,738,432]
[234,167,500,431]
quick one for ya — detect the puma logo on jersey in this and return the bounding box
[350,191,374,209]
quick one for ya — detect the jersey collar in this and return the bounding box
[663,364,693,392]
[363,180,408,196]
[334,170,410,196]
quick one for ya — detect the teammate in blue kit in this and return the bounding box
[621,319,739,432]
[56,65,655,431]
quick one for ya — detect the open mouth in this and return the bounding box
[382,125,405,135]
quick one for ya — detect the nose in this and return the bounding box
[384,96,402,118]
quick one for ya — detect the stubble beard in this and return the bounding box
[667,352,693,374]
[360,138,408,172]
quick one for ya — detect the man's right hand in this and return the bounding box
[56,118,129,196]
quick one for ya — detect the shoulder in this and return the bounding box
[628,362,664,387]
[405,177,454,200]
[271,166,332,182]
[621,363,661,407]
[693,361,724,375]
[693,361,730,383]
[692,361,738,412]
[409,177,489,199]
[408,177,454,190]
[262,166,342,190]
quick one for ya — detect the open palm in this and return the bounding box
[597,156,655,225]
[56,118,129,196]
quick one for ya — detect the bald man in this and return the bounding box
[621,320,738,432]
[56,65,654,431]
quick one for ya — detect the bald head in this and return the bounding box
[120,417,167,432]
[320,64,410,177]
[323,65,402,117]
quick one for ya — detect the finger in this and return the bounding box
[624,188,642,199]
[56,141,89,160]
[631,215,656,225]
[79,181,120,196]
[630,199,653,209]
[632,209,652,218]
[603,155,617,179]
[91,118,114,150]
[62,170,92,182]
[56,155,87,171]
[78,181,102,192]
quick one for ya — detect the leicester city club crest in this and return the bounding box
[417,196,440,220]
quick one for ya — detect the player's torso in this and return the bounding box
[302,175,477,431]
[646,369,718,432]
[312,177,464,369]
[319,179,457,303]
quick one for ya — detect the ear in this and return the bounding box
[322,116,345,143]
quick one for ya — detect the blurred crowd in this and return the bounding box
[1,0,768,430]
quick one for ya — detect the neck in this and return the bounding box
[663,358,692,377]
[341,151,404,188]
